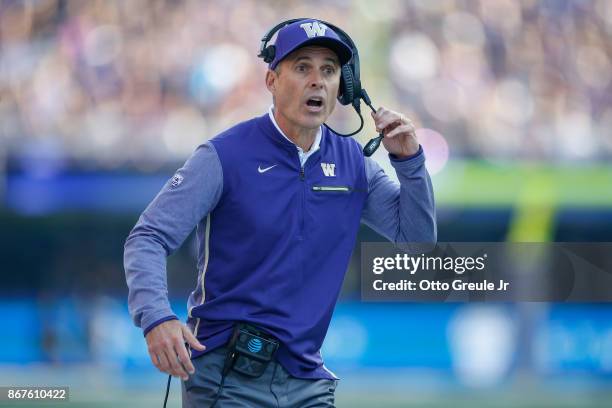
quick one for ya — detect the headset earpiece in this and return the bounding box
[258,45,276,64]
[258,18,303,67]
[339,64,355,106]
[264,45,275,64]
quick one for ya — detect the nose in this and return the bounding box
[308,70,324,89]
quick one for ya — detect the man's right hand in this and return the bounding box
[145,319,206,380]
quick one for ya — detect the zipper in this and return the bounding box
[312,185,351,193]
[299,165,305,239]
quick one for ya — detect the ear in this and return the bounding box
[265,69,277,94]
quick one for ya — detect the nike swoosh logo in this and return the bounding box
[258,164,277,174]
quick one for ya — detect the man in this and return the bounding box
[124,19,436,407]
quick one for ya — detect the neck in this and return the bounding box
[273,109,318,152]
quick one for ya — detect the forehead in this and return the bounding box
[285,46,340,64]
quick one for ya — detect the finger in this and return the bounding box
[182,326,206,351]
[375,113,404,133]
[156,345,179,377]
[374,109,393,126]
[377,110,412,128]
[385,124,417,139]
[383,114,414,134]
[385,123,416,139]
[372,107,386,121]
[156,350,172,374]
[374,119,402,138]
[149,352,163,371]
[165,348,190,380]
[174,341,195,375]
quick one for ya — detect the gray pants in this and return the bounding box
[182,346,338,407]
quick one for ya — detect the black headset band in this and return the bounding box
[258,18,360,72]
[258,18,303,57]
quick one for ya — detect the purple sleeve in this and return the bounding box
[124,142,223,334]
[361,146,437,243]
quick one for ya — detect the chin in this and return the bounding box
[299,115,326,129]
[302,109,333,128]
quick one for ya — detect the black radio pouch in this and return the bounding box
[222,323,279,378]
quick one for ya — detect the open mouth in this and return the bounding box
[305,97,324,111]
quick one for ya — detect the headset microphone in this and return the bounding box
[324,88,385,157]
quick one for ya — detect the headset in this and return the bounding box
[258,18,385,156]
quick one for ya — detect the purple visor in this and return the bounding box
[269,19,353,69]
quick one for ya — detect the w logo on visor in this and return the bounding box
[300,22,328,38]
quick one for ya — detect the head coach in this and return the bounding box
[124,18,436,407]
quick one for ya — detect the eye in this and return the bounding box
[323,66,336,75]
[295,64,307,72]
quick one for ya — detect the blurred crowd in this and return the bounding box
[1,0,611,171]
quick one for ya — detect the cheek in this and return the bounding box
[329,78,341,98]
[328,80,340,108]
[276,87,295,109]
[279,82,301,107]
[327,97,337,112]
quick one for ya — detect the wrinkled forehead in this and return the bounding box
[284,45,340,65]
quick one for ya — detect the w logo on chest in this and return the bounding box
[320,163,336,177]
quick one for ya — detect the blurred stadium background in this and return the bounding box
[1,0,612,406]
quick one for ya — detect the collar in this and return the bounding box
[268,105,322,154]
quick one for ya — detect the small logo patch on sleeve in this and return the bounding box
[170,173,184,188]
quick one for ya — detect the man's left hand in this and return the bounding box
[371,107,419,159]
